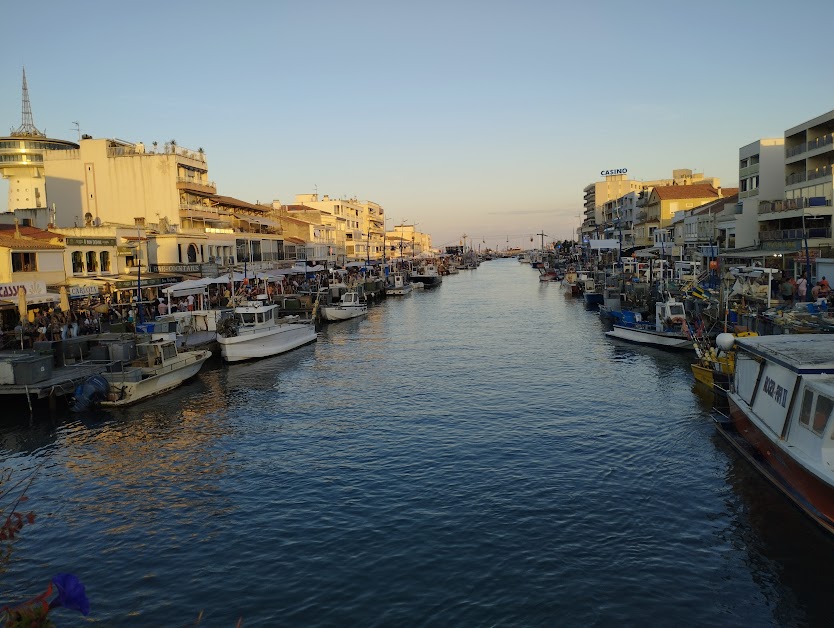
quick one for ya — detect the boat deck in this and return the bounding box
[0,362,110,398]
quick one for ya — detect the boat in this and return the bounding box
[604,296,694,350]
[538,267,560,282]
[581,272,605,308]
[690,331,757,388]
[217,296,317,362]
[386,272,413,296]
[561,268,580,295]
[71,336,211,410]
[321,290,368,321]
[411,263,443,287]
[718,334,834,534]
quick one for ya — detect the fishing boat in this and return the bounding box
[321,290,368,321]
[411,263,443,287]
[562,268,580,295]
[718,334,834,534]
[217,296,317,362]
[538,267,560,282]
[605,296,693,350]
[71,337,211,410]
[690,331,757,388]
[386,272,413,295]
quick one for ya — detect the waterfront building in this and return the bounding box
[755,111,834,274]
[0,70,78,222]
[0,224,66,326]
[633,184,726,248]
[385,224,431,260]
[283,198,342,266]
[733,139,785,251]
[583,169,721,240]
[682,193,740,260]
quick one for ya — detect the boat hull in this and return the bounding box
[321,305,368,321]
[386,285,413,296]
[101,350,212,407]
[722,397,834,533]
[219,323,317,362]
[411,275,442,287]
[605,325,693,350]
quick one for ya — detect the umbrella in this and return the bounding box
[17,286,27,322]
[59,286,70,312]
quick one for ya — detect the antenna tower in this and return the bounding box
[12,68,45,137]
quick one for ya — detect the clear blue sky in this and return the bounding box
[2,0,832,250]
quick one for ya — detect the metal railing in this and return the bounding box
[786,172,807,185]
[759,227,831,241]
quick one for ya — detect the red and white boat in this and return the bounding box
[719,334,834,533]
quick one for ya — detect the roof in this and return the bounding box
[652,184,721,201]
[0,225,60,241]
[210,195,271,213]
[690,193,740,216]
[0,235,64,250]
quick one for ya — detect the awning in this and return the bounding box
[111,273,183,290]
[234,214,281,228]
[718,249,793,259]
[0,293,61,305]
[285,237,306,245]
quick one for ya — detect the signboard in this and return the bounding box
[114,276,182,290]
[0,281,47,298]
[588,239,621,250]
[66,237,117,247]
[600,168,628,176]
[69,285,102,297]
[149,263,202,274]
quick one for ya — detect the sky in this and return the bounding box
[2,0,833,251]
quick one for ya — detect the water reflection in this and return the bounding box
[714,433,834,625]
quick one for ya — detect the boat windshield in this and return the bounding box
[239,313,257,325]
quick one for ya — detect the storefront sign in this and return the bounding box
[0,281,47,298]
[149,263,202,274]
[114,276,182,290]
[116,246,135,255]
[69,285,102,297]
[66,237,117,247]
[600,168,628,176]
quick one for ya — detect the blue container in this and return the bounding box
[135,323,154,334]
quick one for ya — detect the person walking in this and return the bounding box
[797,273,808,302]
[780,276,794,303]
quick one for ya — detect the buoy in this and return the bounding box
[716,333,735,352]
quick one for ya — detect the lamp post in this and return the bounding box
[802,210,812,302]
[136,228,144,325]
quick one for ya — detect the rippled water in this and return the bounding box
[3,259,834,626]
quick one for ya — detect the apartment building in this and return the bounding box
[633,184,726,248]
[583,169,720,240]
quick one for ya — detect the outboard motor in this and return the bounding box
[70,375,109,412]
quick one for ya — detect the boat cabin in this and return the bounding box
[143,339,179,367]
[236,303,276,327]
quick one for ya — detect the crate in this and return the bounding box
[11,355,53,385]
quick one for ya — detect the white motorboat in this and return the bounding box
[217,297,317,362]
[605,296,694,351]
[321,290,368,321]
[411,263,442,287]
[72,336,211,409]
[386,273,413,296]
[719,334,834,534]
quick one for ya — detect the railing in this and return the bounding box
[759,197,832,213]
[786,143,806,158]
[807,165,831,181]
[807,133,834,152]
[786,172,807,185]
[760,227,831,241]
[177,176,216,189]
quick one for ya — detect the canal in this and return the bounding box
[2,258,834,625]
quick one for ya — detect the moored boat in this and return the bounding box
[386,272,413,295]
[217,297,317,362]
[321,290,368,321]
[411,263,443,287]
[719,334,834,533]
[71,336,211,409]
[605,296,693,351]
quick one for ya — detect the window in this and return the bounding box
[72,251,84,273]
[86,251,98,272]
[11,252,37,273]
[100,251,111,272]
[187,244,198,263]
[814,395,834,435]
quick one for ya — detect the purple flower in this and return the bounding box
[50,573,90,616]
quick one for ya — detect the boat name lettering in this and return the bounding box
[762,375,788,407]
[600,168,628,176]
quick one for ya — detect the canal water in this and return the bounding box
[2,258,834,626]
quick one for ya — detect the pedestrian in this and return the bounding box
[797,273,808,302]
[780,277,795,304]
[158,299,168,316]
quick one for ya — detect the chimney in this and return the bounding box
[717,186,723,198]
[13,218,20,239]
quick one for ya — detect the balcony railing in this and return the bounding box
[760,227,831,241]
[807,165,832,181]
[759,197,833,213]
[807,133,834,152]
[176,177,216,193]
[786,143,806,159]
[786,172,807,185]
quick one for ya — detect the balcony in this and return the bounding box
[760,227,831,241]
[807,165,832,181]
[739,164,759,179]
[176,177,216,194]
[807,133,834,153]
[786,171,807,185]
[786,143,806,159]
[758,197,832,214]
